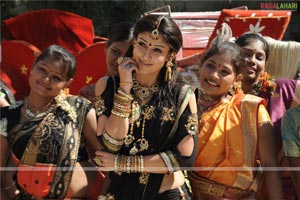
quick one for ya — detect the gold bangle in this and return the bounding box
[120,82,133,84]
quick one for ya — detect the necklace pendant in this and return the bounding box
[124,134,134,147]
[131,101,141,121]
[136,120,141,127]
[139,172,149,185]
[139,138,149,152]
[129,145,139,155]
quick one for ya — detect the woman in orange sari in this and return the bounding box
[188,35,282,199]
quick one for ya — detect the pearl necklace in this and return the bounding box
[24,99,55,119]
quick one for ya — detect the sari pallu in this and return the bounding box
[3,96,90,199]
[191,94,270,199]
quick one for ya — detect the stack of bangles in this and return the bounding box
[114,154,144,174]
[111,88,133,118]
[102,130,124,152]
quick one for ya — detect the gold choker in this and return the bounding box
[132,78,159,106]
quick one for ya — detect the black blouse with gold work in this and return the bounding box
[96,76,198,200]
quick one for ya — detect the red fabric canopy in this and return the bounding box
[2,9,95,55]
[69,41,107,95]
[207,9,291,48]
[1,40,41,100]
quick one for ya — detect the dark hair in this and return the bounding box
[106,21,135,48]
[33,45,76,80]
[235,33,269,61]
[134,15,183,83]
[134,15,183,112]
[134,15,182,53]
[202,37,245,74]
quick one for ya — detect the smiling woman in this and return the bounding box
[0,45,102,199]
[93,14,198,200]
[189,35,282,200]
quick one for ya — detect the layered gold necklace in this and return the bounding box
[124,77,159,155]
[132,76,159,106]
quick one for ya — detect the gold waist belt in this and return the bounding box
[188,171,256,200]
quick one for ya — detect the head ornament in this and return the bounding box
[151,16,164,40]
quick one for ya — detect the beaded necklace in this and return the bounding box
[198,90,224,114]
[24,98,55,119]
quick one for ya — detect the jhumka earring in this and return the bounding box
[151,16,164,40]
[229,74,243,95]
[165,52,176,81]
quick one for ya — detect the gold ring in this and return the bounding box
[117,57,124,65]
[93,157,102,166]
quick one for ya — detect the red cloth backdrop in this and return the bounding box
[69,41,107,95]
[2,9,95,55]
[207,9,292,48]
[1,40,41,100]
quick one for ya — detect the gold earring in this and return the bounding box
[229,79,242,95]
[165,52,175,81]
[63,88,70,95]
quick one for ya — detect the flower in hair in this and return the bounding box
[55,90,77,122]
[250,72,276,96]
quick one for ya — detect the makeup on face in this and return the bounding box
[139,37,167,49]
[33,62,67,83]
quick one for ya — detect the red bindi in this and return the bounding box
[148,43,152,46]
[217,64,221,68]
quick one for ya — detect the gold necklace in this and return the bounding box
[132,77,159,106]
[198,90,230,116]
[125,104,155,155]
[24,98,55,119]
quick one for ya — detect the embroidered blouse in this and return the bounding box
[95,76,198,200]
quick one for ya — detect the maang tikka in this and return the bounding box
[151,16,164,40]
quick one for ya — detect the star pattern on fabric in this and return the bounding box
[85,76,92,84]
[20,64,28,75]
[244,21,265,36]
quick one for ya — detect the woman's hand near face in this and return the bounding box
[118,57,138,93]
